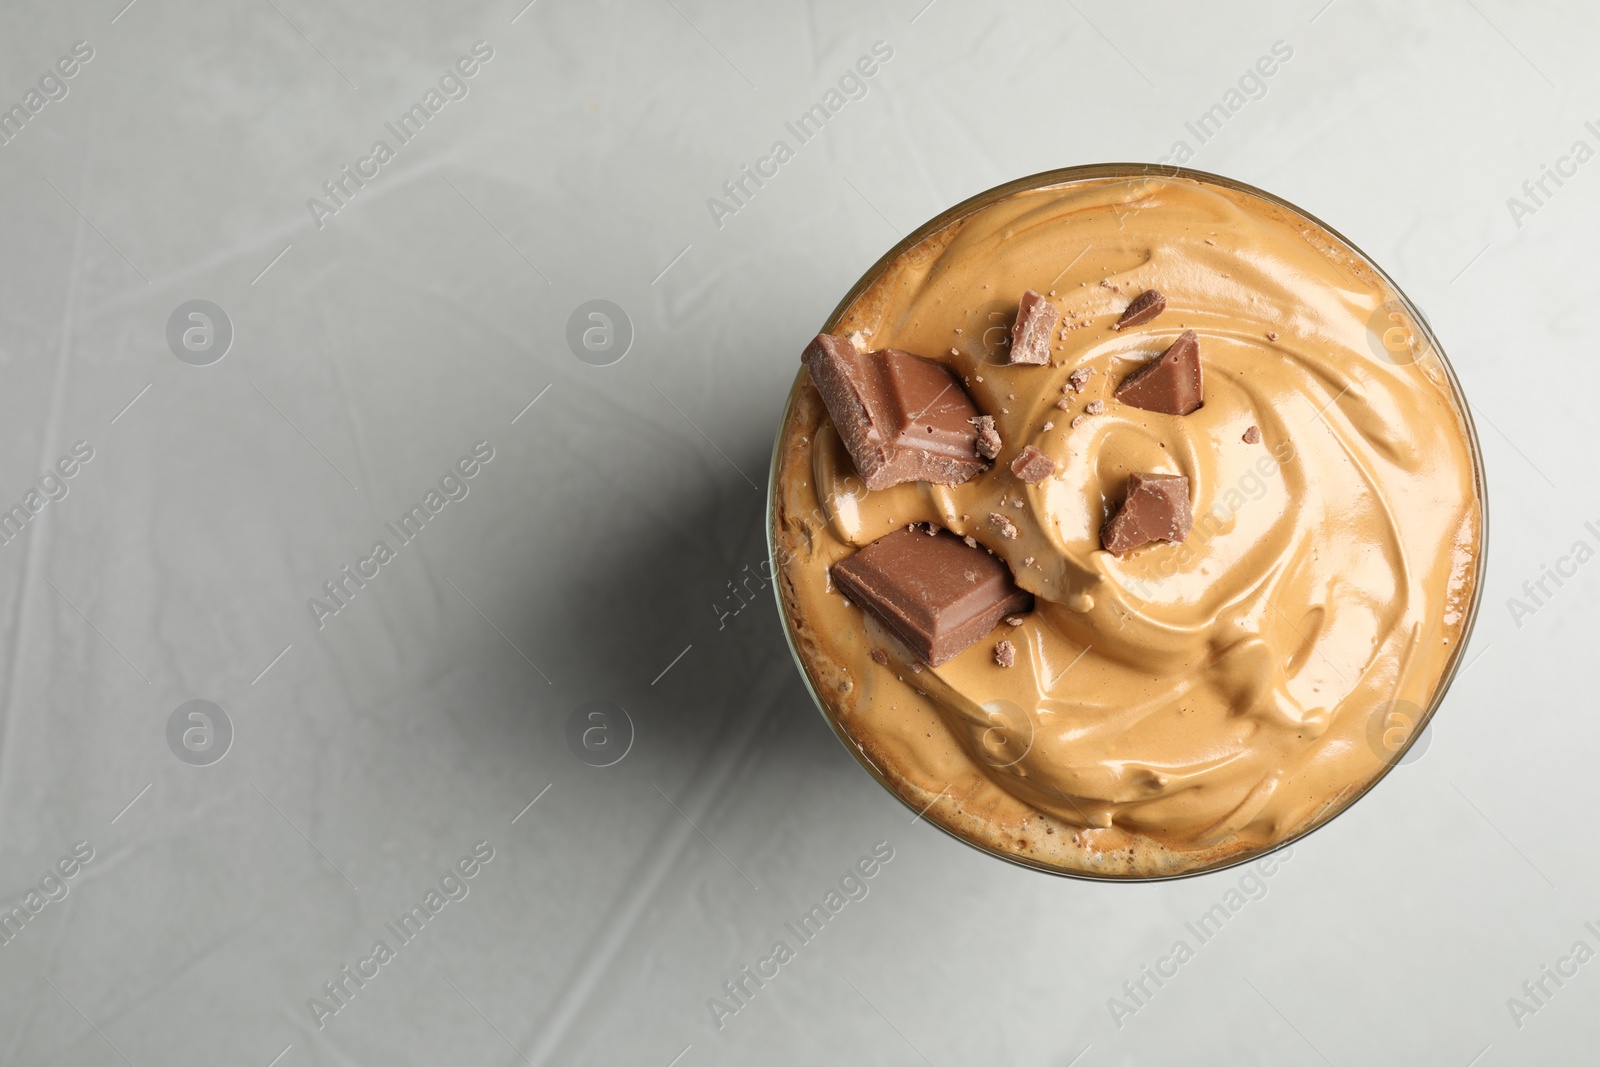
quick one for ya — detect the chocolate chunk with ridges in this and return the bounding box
[1008,290,1059,365]
[1114,330,1203,416]
[1112,289,1167,330]
[802,334,987,490]
[1010,445,1055,484]
[971,415,1002,460]
[1101,473,1192,556]
[831,526,1034,666]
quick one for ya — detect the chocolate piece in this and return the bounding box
[1067,367,1092,393]
[994,641,1016,668]
[1086,400,1105,415]
[1101,473,1192,556]
[1112,289,1167,330]
[1004,615,1025,626]
[1114,330,1203,416]
[831,526,1033,666]
[870,648,888,665]
[1008,290,1059,365]
[802,334,987,490]
[1010,445,1055,484]
[1242,425,1261,444]
[989,512,1018,539]
[971,415,1002,460]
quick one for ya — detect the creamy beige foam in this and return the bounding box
[772,173,1483,878]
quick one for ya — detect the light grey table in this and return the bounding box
[0,1,1589,1064]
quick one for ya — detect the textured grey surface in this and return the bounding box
[0,1,1589,1064]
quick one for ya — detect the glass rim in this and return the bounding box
[765,162,1490,882]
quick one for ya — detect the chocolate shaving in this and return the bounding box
[1010,445,1055,484]
[802,334,987,489]
[1114,330,1203,416]
[1101,472,1192,556]
[1008,290,1059,365]
[1112,289,1167,330]
[831,526,1033,666]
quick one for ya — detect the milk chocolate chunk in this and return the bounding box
[1115,330,1203,416]
[802,334,986,490]
[831,526,1033,666]
[1008,290,1059,365]
[1100,472,1192,556]
[1010,445,1055,484]
[971,415,1002,460]
[1112,289,1167,330]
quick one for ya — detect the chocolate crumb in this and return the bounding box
[1055,398,1072,411]
[989,512,1019,539]
[1042,421,1054,432]
[871,648,888,665]
[1068,367,1092,393]
[963,535,978,549]
[1004,615,1025,626]
[1266,331,1278,341]
[1243,425,1262,444]
[924,523,938,535]
[1023,556,1035,566]
[908,661,923,673]
[1071,415,1086,429]
[963,569,977,582]
[1086,400,1106,415]
[995,640,1016,668]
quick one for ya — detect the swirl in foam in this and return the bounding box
[772,173,1483,878]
